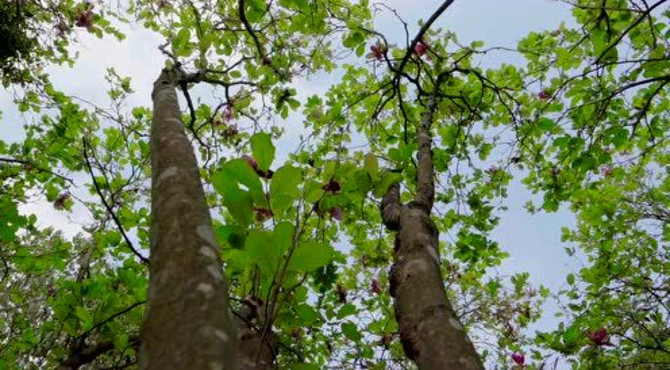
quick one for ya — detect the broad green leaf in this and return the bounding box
[295,304,319,325]
[172,28,192,57]
[246,231,282,275]
[75,306,93,330]
[270,165,302,217]
[223,249,252,271]
[364,153,378,180]
[563,325,579,345]
[351,169,373,193]
[304,180,325,203]
[223,188,254,227]
[288,242,333,272]
[274,221,295,251]
[221,159,263,195]
[213,159,264,208]
[341,322,362,341]
[251,132,275,171]
[337,304,357,319]
[537,117,556,132]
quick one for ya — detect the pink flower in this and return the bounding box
[367,41,387,61]
[75,10,95,30]
[371,279,381,294]
[322,179,341,192]
[223,105,234,121]
[587,327,614,347]
[511,352,525,366]
[254,207,273,222]
[329,206,343,221]
[414,42,427,57]
[539,90,551,100]
[601,165,612,176]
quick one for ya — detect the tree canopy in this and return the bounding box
[0,0,668,369]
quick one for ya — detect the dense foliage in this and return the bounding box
[0,0,667,369]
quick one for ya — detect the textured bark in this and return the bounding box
[141,68,237,369]
[381,93,484,369]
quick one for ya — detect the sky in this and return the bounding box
[1,0,582,351]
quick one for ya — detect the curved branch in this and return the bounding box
[594,0,668,65]
[392,0,456,84]
[81,138,150,265]
[77,301,146,341]
[0,157,75,185]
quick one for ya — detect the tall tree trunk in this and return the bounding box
[141,68,237,369]
[381,91,484,370]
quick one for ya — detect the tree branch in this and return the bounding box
[0,157,75,185]
[392,0,455,85]
[381,183,401,231]
[81,138,149,265]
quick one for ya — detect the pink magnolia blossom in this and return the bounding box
[371,279,381,294]
[367,41,387,61]
[329,206,343,221]
[75,9,95,30]
[414,41,427,57]
[601,165,612,176]
[511,352,525,366]
[223,105,234,121]
[587,327,614,347]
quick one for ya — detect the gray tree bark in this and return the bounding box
[381,90,484,370]
[141,68,237,370]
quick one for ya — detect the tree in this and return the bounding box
[139,67,237,369]
[0,0,668,369]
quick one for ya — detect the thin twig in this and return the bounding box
[81,138,149,265]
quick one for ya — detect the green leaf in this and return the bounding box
[274,221,295,251]
[270,165,302,217]
[246,231,282,275]
[223,159,263,194]
[563,325,579,345]
[373,171,402,198]
[288,242,333,272]
[295,304,319,325]
[352,169,373,193]
[537,117,556,132]
[304,181,325,203]
[213,159,264,208]
[337,304,357,319]
[172,28,192,57]
[223,188,254,226]
[251,132,275,171]
[567,273,575,285]
[75,306,93,330]
[105,231,122,246]
[224,249,252,271]
[364,153,378,180]
[341,322,362,341]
